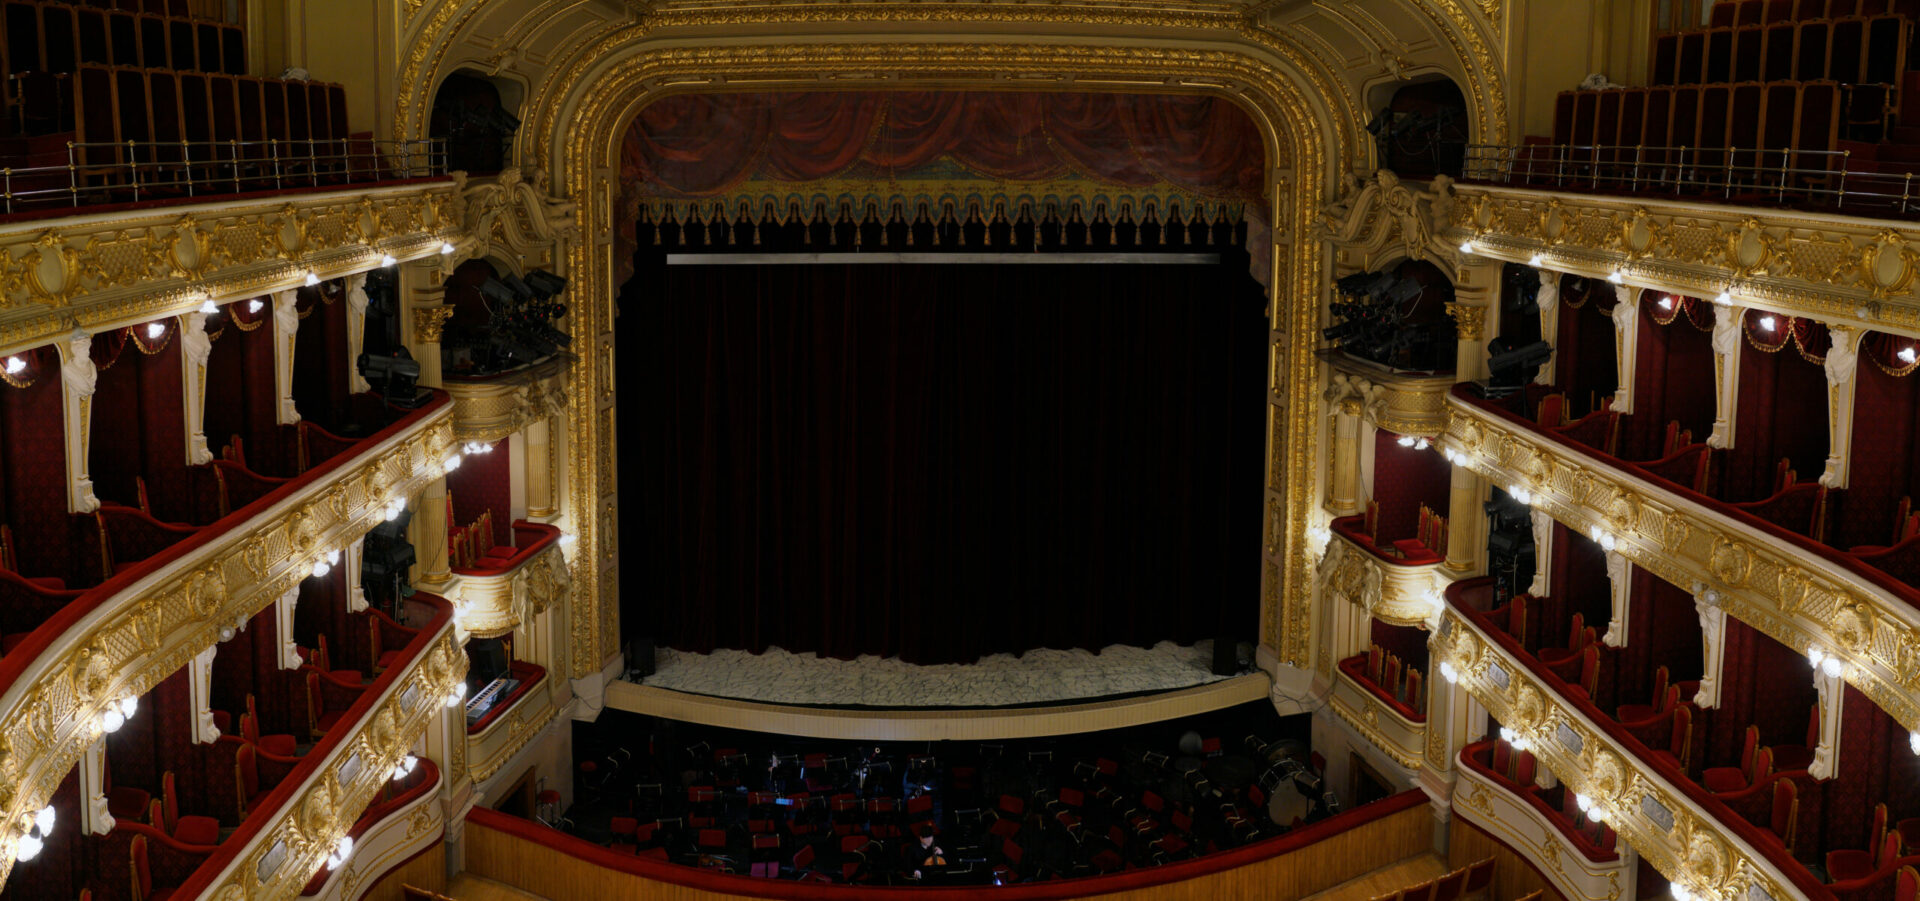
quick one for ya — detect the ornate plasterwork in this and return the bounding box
[446,542,569,639]
[467,677,559,785]
[0,408,457,890]
[1451,186,1920,335]
[443,359,567,446]
[1327,669,1425,770]
[453,169,579,272]
[0,183,460,358]
[1315,169,1462,273]
[1325,357,1455,436]
[1450,750,1633,901]
[1433,611,1796,901]
[1320,531,1443,627]
[1444,395,1920,734]
[411,306,457,344]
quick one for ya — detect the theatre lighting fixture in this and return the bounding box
[443,454,462,473]
[13,805,52,863]
[384,499,406,522]
[1438,661,1458,683]
[248,299,264,314]
[1458,239,1475,254]
[1415,437,1430,450]
[1508,485,1531,506]
[1714,291,1732,305]
[219,625,235,642]
[445,683,467,708]
[1910,731,1920,756]
[326,835,354,870]
[1397,435,1415,447]
[145,323,163,339]
[1658,296,1674,310]
[1902,347,1917,365]
[380,253,397,268]
[100,695,137,734]
[1485,338,1553,390]
[1670,883,1697,901]
[199,300,218,314]
[1574,793,1593,813]
[4,357,23,375]
[440,242,456,255]
[392,754,418,782]
[1758,315,1776,331]
[304,272,321,287]
[462,441,494,455]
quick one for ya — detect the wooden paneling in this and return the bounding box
[1448,818,1566,901]
[357,842,446,901]
[465,801,1434,901]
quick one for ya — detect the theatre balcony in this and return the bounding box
[1452,736,1633,901]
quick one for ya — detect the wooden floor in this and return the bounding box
[447,873,552,901]
[1297,852,1452,901]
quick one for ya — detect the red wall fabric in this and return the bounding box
[1369,431,1452,545]
[1725,310,1829,502]
[1552,277,1620,420]
[447,438,511,550]
[92,325,189,519]
[1368,618,1429,675]
[290,284,352,435]
[1598,564,1705,714]
[1841,333,1920,549]
[1623,296,1716,461]
[202,302,294,476]
[1,348,75,581]
[1704,618,1819,769]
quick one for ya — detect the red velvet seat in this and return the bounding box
[1766,779,1798,852]
[1702,725,1761,793]
[1615,666,1672,723]
[160,772,220,846]
[129,834,175,901]
[1827,810,1895,883]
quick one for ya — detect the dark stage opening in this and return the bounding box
[617,259,1268,665]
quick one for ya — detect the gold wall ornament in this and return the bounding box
[1314,170,1462,273]
[412,305,457,343]
[1445,301,1485,341]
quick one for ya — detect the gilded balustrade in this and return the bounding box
[1450,747,1635,901]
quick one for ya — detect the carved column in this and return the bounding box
[1810,660,1845,781]
[179,311,214,465]
[1691,583,1727,709]
[1446,301,1491,383]
[1610,286,1641,413]
[345,273,372,394]
[1602,550,1631,647]
[274,583,303,669]
[415,477,452,588]
[404,260,454,389]
[1328,397,1363,516]
[82,738,113,835]
[525,415,557,520]
[1708,305,1744,449]
[1821,324,1862,489]
[1534,270,1560,385]
[1526,508,1554,596]
[345,534,369,614]
[1444,464,1486,574]
[190,644,219,744]
[56,331,100,513]
[271,288,301,424]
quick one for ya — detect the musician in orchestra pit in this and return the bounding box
[905,825,946,880]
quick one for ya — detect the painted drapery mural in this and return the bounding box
[616,90,1270,278]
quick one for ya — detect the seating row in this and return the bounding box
[1652,15,1910,88]
[1705,0,1917,30]
[3,0,244,84]
[1550,81,1847,163]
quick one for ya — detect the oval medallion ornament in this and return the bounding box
[1709,537,1751,586]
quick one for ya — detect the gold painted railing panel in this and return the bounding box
[1432,610,1798,901]
[1444,393,1920,734]
[0,180,460,356]
[0,405,457,890]
[443,360,565,446]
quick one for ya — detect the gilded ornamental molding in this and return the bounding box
[1433,610,1795,901]
[1320,531,1445,628]
[467,677,559,785]
[1449,185,1920,335]
[1443,394,1920,734]
[0,182,461,358]
[1324,361,1454,437]
[444,359,566,446]
[1450,739,1636,901]
[412,305,456,344]
[1327,665,1426,770]
[447,540,569,639]
[0,406,458,890]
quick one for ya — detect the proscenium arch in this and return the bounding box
[518,38,1368,681]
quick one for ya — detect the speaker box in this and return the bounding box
[628,638,656,678]
[1212,637,1240,676]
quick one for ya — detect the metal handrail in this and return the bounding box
[0,137,449,214]
[1462,141,1920,215]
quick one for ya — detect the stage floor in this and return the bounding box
[639,640,1231,707]
[607,641,1271,741]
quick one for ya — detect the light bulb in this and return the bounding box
[16,832,42,862]
[443,455,461,472]
[1439,661,1458,684]
[101,710,124,733]
[219,626,235,642]
[1397,435,1415,447]
[336,836,353,858]
[1607,270,1624,284]
[304,272,321,287]
[1589,524,1604,543]
[445,683,467,707]
[1671,884,1694,901]
[1902,347,1917,365]
[1574,793,1592,812]
[1415,438,1430,450]
[1499,726,1516,743]
[1758,315,1776,331]
[1909,731,1920,756]
[1459,240,1474,254]
[1600,533,1617,552]
[34,806,54,835]
[380,254,397,268]
[440,242,456,255]
[1528,254,1544,266]
[1822,656,1843,678]
[312,560,331,579]
[325,549,340,566]
[1808,646,1826,666]
[1658,296,1673,310]
[119,696,137,717]
[145,323,163,339]
[3,357,22,375]
[385,502,404,522]
[1714,291,1732,305]
[403,754,418,774]
[199,300,218,314]
[248,299,263,314]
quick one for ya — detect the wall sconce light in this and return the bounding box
[1458,240,1475,255]
[392,754,418,782]
[1439,661,1459,684]
[440,242,456,255]
[1528,254,1544,267]
[380,254,398,268]
[4,357,24,375]
[1713,291,1732,305]
[13,805,53,862]
[1606,270,1624,284]
[304,272,321,287]
[326,835,353,870]
[1902,347,1918,365]
[199,300,218,314]
[145,323,164,339]
[247,299,264,314]
[1758,315,1776,331]
[445,683,467,708]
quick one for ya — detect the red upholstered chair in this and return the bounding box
[104,756,153,823]
[906,794,934,820]
[750,861,778,878]
[1826,805,1892,882]
[1539,613,1589,666]
[160,772,221,846]
[243,695,299,758]
[1562,645,1600,700]
[304,668,365,741]
[1703,726,1761,793]
[129,834,176,901]
[1768,779,1799,852]
[698,828,727,849]
[1898,866,1919,901]
[998,794,1025,817]
[1616,666,1672,723]
[608,816,638,843]
[1654,705,1694,775]
[1491,741,1513,782]
[790,843,816,873]
[1772,704,1819,772]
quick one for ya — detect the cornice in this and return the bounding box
[0,404,458,890]
[1449,184,1920,337]
[0,182,461,358]
[1434,610,1798,901]
[1443,393,1920,735]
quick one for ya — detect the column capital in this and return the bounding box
[412,305,457,344]
[1444,302,1486,341]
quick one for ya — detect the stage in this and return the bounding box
[605,640,1273,740]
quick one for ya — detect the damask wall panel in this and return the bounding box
[0,352,74,582]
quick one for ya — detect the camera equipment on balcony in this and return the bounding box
[362,509,417,614]
[358,351,431,408]
[443,267,576,375]
[1485,337,1553,393]
[1483,489,1536,604]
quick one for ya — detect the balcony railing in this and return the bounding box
[1462,142,1920,217]
[302,758,443,898]
[1451,741,1634,901]
[0,137,449,215]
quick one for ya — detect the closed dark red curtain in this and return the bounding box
[1839,332,1920,549]
[1369,619,1429,674]
[1622,294,1715,461]
[621,261,1266,664]
[202,301,294,476]
[1369,431,1450,544]
[0,347,70,580]
[92,322,189,519]
[1724,309,1828,501]
[1552,276,1620,419]
[447,437,511,550]
[291,283,352,435]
